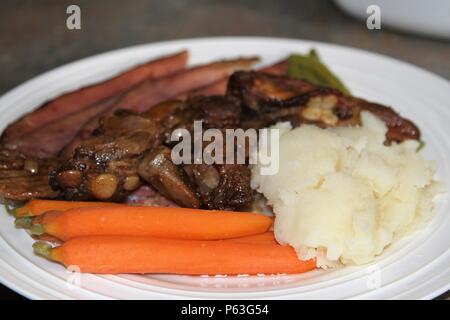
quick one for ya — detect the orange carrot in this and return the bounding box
[13,200,120,217]
[223,232,277,245]
[33,236,316,275]
[25,206,273,241]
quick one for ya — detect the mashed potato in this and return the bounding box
[251,112,441,267]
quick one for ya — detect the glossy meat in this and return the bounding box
[195,164,253,210]
[228,71,421,142]
[49,105,169,201]
[137,145,201,208]
[50,96,254,210]
[0,148,60,201]
[228,71,317,112]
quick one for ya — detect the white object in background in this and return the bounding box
[334,0,450,40]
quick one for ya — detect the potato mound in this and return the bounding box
[251,112,441,267]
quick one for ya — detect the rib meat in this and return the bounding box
[0,148,60,201]
[50,96,253,210]
[228,71,420,142]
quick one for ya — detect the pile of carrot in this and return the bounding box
[14,200,316,275]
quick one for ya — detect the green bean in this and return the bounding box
[287,50,351,96]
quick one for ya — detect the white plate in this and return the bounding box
[0,37,449,300]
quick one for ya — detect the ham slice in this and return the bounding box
[1,51,189,142]
[4,96,119,158]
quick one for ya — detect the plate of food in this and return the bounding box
[0,37,448,299]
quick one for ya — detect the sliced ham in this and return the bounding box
[103,57,259,114]
[260,59,288,74]
[4,96,119,158]
[1,51,189,142]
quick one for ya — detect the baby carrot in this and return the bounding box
[223,232,277,245]
[33,236,316,275]
[22,206,273,241]
[13,199,120,217]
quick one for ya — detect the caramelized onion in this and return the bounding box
[57,170,82,188]
[89,173,118,200]
[23,159,39,174]
[123,175,141,191]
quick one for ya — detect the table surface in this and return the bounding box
[0,0,449,300]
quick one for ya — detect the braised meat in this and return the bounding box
[138,145,201,208]
[181,163,253,210]
[49,102,177,202]
[0,148,60,201]
[49,96,253,210]
[228,71,318,112]
[228,71,420,142]
[198,164,253,210]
